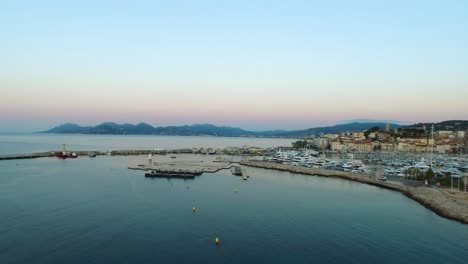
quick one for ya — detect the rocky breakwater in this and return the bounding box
[240,161,468,224]
[404,187,468,224]
[240,161,405,191]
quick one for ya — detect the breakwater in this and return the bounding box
[240,161,468,224]
[0,152,53,160]
[0,147,262,160]
[0,150,153,160]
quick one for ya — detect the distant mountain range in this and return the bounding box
[43,121,404,137]
[403,120,468,132]
[276,122,403,137]
[43,120,467,138]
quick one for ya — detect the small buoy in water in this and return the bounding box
[192,207,196,213]
[215,237,219,245]
[234,188,238,193]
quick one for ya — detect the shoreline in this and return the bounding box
[240,161,468,225]
[2,151,467,224]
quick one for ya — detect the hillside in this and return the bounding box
[404,120,468,132]
[276,122,402,137]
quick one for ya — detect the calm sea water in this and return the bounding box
[1,155,467,263]
[0,133,294,155]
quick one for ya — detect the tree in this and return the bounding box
[425,168,434,181]
[364,126,381,138]
[292,140,307,149]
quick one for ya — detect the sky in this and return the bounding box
[1,0,468,132]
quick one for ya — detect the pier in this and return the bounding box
[0,146,266,161]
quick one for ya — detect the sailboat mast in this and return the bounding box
[430,124,434,167]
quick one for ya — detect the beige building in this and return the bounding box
[330,140,342,151]
[398,142,414,152]
[380,143,395,151]
[352,132,365,139]
[435,144,451,154]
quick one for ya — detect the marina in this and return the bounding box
[1,141,467,224]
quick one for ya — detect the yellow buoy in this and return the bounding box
[192,207,196,212]
[215,237,219,245]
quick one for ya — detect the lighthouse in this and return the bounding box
[148,154,152,166]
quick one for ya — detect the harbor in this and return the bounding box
[2,154,467,263]
[1,144,467,224]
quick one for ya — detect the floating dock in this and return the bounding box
[144,170,200,179]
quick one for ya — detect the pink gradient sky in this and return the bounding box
[1,1,467,132]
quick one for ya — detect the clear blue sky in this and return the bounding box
[1,0,467,132]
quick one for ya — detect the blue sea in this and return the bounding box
[1,153,467,263]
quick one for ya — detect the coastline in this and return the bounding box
[240,161,468,225]
[2,151,467,225]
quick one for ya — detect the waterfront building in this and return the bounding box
[354,140,373,151]
[330,139,342,151]
[398,142,414,152]
[380,142,395,151]
[312,137,330,150]
[455,131,466,138]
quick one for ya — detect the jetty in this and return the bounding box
[128,157,237,179]
[144,169,201,179]
[0,152,54,160]
[0,146,267,161]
